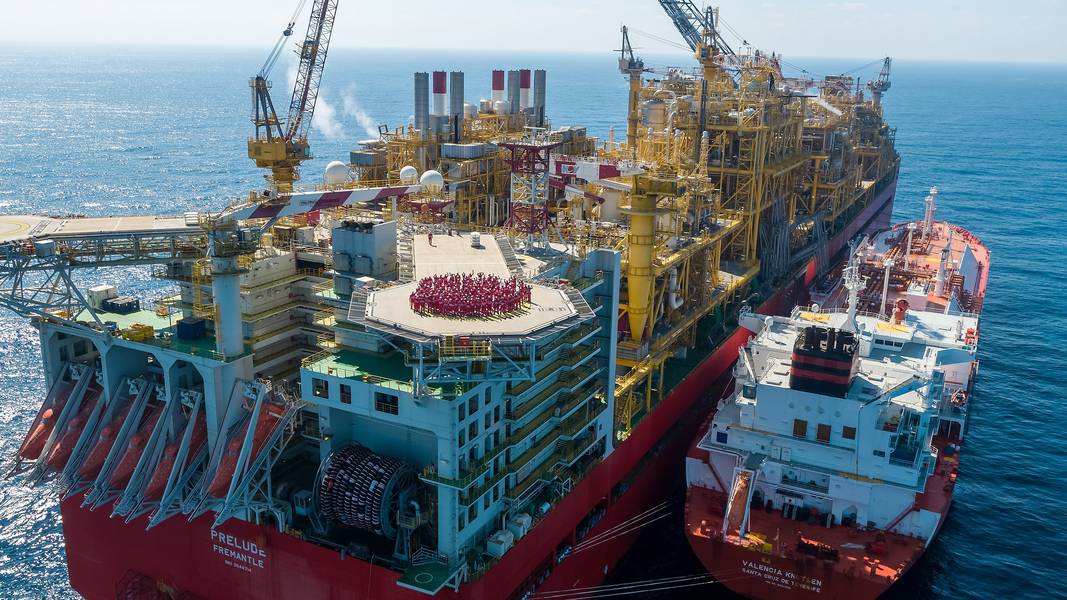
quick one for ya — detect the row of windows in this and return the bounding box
[793,419,856,442]
[458,387,495,422]
[457,482,504,531]
[311,378,399,415]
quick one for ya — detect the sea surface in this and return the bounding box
[0,45,1064,599]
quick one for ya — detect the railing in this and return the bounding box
[780,476,830,494]
[300,351,413,393]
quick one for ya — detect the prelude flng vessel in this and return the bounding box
[4,2,900,598]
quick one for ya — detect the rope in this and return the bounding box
[531,574,715,599]
[568,502,670,552]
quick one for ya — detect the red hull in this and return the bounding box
[61,181,897,600]
[683,181,973,600]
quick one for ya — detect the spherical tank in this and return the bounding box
[399,165,419,184]
[323,161,350,186]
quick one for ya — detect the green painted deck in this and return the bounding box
[75,308,229,361]
[397,561,453,595]
[304,349,414,393]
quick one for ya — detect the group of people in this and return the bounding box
[410,273,532,318]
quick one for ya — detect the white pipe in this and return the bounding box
[880,259,894,319]
[668,268,684,309]
[211,258,244,358]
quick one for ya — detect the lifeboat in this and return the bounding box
[143,415,207,501]
[18,383,75,460]
[44,387,102,471]
[78,402,135,480]
[109,405,164,489]
[207,403,284,497]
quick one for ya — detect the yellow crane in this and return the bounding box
[247,0,339,193]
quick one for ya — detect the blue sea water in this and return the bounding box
[0,45,1064,599]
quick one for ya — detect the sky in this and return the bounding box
[2,0,1065,64]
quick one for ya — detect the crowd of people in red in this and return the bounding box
[410,273,532,318]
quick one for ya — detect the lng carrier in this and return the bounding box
[685,188,988,599]
[3,2,900,599]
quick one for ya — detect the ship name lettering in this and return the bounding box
[211,530,268,570]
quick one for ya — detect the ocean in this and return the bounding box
[0,45,1064,599]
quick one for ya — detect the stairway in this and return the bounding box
[398,231,415,282]
[495,235,525,278]
[723,470,754,537]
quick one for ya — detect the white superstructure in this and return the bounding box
[689,263,980,543]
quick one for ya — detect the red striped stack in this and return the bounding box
[789,326,859,398]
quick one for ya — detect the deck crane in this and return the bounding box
[618,26,647,156]
[248,0,339,193]
[867,57,892,107]
[656,1,735,67]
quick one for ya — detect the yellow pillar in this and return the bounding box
[626,73,641,158]
[626,190,655,343]
[625,176,676,343]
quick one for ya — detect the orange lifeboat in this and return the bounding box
[143,415,207,501]
[78,402,135,480]
[44,388,102,471]
[18,384,74,460]
[207,403,283,497]
[109,405,164,489]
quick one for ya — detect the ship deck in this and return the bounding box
[687,436,959,587]
[817,220,990,318]
[0,214,198,243]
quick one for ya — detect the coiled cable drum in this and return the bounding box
[314,444,415,540]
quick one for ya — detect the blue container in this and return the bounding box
[176,317,207,341]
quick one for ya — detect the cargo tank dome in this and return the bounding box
[323,161,350,185]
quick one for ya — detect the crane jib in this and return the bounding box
[286,0,338,142]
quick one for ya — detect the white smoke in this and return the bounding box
[341,84,380,140]
[285,61,380,141]
[312,91,346,140]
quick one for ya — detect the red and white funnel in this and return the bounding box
[519,69,532,111]
[432,71,447,116]
[491,70,505,105]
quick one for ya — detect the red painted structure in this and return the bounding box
[682,181,996,600]
[60,180,896,600]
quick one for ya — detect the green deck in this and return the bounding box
[397,562,454,595]
[75,308,230,361]
[304,349,415,393]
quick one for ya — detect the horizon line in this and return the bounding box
[1,41,1065,67]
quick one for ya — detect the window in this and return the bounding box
[483,494,490,510]
[458,429,465,447]
[468,505,478,521]
[493,430,500,447]
[458,513,466,531]
[792,419,808,438]
[468,421,478,439]
[842,426,857,440]
[374,392,399,415]
[312,378,329,399]
[469,395,479,415]
[493,484,500,502]
[339,384,352,405]
[816,423,831,443]
[486,387,493,405]
[458,403,466,421]
[485,413,492,429]
[494,406,500,423]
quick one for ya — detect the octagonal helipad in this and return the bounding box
[365,282,578,338]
